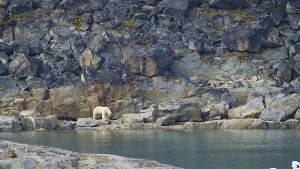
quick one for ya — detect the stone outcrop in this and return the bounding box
[22,115,59,131]
[0,116,20,132]
[0,140,180,169]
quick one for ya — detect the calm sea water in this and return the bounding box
[0,129,299,169]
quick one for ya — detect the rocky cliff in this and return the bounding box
[1,0,300,127]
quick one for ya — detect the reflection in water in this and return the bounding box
[1,130,300,169]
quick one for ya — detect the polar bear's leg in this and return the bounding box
[102,111,108,120]
[102,107,112,120]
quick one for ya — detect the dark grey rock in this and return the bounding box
[38,0,60,10]
[0,0,9,8]
[7,0,33,15]
[286,0,300,14]
[0,76,19,99]
[203,88,235,107]
[57,121,75,130]
[290,77,300,93]
[289,16,300,30]
[0,116,20,132]
[76,118,99,127]
[209,0,242,9]
[93,10,109,23]
[222,23,263,52]
[0,8,8,23]
[25,76,45,88]
[155,115,175,126]
[271,7,286,26]
[81,13,94,24]
[1,27,15,43]
[143,0,159,6]
[188,39,203,53]
[45,115,58,130]
[8,54,43,78]
[124,45,174,77]
[160,0,201,17]
[261,39,281,49]
[50,27,78,43]
[22,117,35,131]
[62,0,89,10]
[57,59,82,76]
[0,61,7,75]
[256,47,288,61]
[0,42,14,55]
[259,94,300,122]
[34,117,46,129]
[90,0,108,10]
[274,62,291,83]
[87,33,107,53]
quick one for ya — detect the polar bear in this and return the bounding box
[93,106,113,120]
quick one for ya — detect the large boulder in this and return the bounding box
[259,94,300,122]
[121,114,143,124]
[228,94,265,119]
[22,117,35,131]
[45,115,59,130]
[139,107,159,123]
[208,101,229,118]
[158,102,181,114]
[57,59,82,76]
[87,33,107,53]
[203,88,235,107]
[222,23,263,52]
[124,45,174,77]
[122,107,159,123]
[155,115,175,126]
[8,54,43,78]
[228,106,261,119]
[0,116,20,132]
[50,27,78,43]
[286,0,300,15]
[158,102,201,122]
[79,48,102,68]
[76,118,99,127]
[22,117,57,130]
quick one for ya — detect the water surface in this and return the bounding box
[0,129,299,169]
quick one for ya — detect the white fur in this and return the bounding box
[93,106,112,120]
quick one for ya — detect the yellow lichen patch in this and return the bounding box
[73,16,82,30]
[222,52,251,58]
[226,9,249,21]
[112,19,136,34]
[192,7,220,17]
